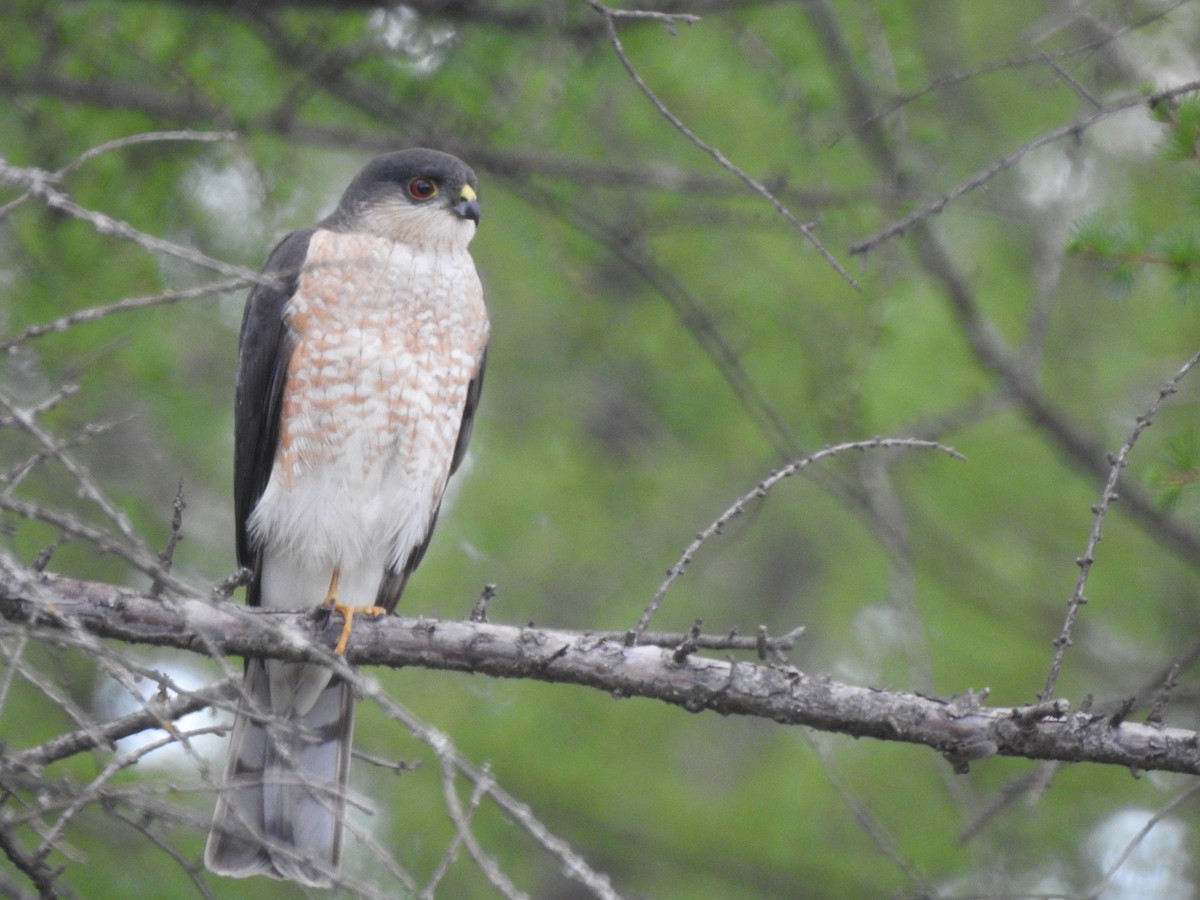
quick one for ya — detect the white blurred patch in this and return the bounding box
[833,603,910,684]
[367,6,456,76]
[1090,106,1165,161]
[183,158,267,254]
[1019,146,1096,212]
[1121,4,1200,89]
[156,156,267,290]
[1087,808,1194,900]
[92,657,227,770]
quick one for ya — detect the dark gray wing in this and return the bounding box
[374,348,487,611]
[449,347,486,477]
[233,227,316,594]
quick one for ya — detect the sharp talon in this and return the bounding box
[321,568,387,654]
[333,603,354,655]
[332,603,388,655]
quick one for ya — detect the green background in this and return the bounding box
[2,1,1200,896]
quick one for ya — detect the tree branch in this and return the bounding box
[849,78,1200,255]
[4,570,1199,777]
[0,65,853,204]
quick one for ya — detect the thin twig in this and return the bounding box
[842,0,1191,140]
[0,495,194,593]
[1145,663,1181,727]
[1084,782,1200,900]
[437,758,526,900]
[360,687,624,900]
[526,183,804,459]
[0,822,75,900]
[803,733,935,896]
[808,0,1200,575]
[1038,51,1102,110]
[851,79,1200,255]
[7,681,234,772]
[585,0,859,289]
[1041,347,1200,700]
[0,385,80,430]
[604,8,700,25]
[105,807,218,900]
[151,481,187,598]
[0,157,270,285]
[58,129,237,176]
[631,437,962,640]
[3,419,124,499]
[0,280,251,354]
[615,624,805,652]
[0,385,153,563]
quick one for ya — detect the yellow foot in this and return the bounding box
[322,567,341,607]
[331,602,388,655]
[321,567,386,655]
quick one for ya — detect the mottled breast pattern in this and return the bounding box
[274,228,487,492]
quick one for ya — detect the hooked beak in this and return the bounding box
[454,184,481,225]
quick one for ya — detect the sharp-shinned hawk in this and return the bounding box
[205,149,488,886]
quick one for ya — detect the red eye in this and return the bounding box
[407,177,437,200]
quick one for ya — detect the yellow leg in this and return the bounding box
[322,567,341,607]
[322,566,387,655]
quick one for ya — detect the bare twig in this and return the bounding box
[534,183,804,459]
[1041,347,1200,701]
[0,495,194,594]
[850,79,1200,255]
[34,727,208,864]
[420,768,490,899]
[6,681,233,772]
[470,582,497,622]
[0,280,251,354]
[803,733,935,895]
[806,0,1200,575]
[0,387,149,556]
[0,822,75,900]
[151,481,187,598]
[437,758,528,899]
[2,419,123,499]
[842,0,1191,140]
[0,385,81,429]
[603,8,699,25]
[618,623,805,653]
[58,129,238,176]
[0,157,270,284]
[1039,51,1102,110]
[371,694,624,900]
[585,0,860,289]
[105,807,219,900]
[1084,782,1200,900]
[631,437,962,640]
[1146,664,1182,727]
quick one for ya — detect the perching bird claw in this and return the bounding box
[330,601,388,655]
[322,567,387,654]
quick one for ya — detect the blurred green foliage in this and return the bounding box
[3,1,1200,897]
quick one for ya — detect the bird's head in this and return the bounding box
[331,148,481,247]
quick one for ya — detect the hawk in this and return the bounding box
[205,149,488,886]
